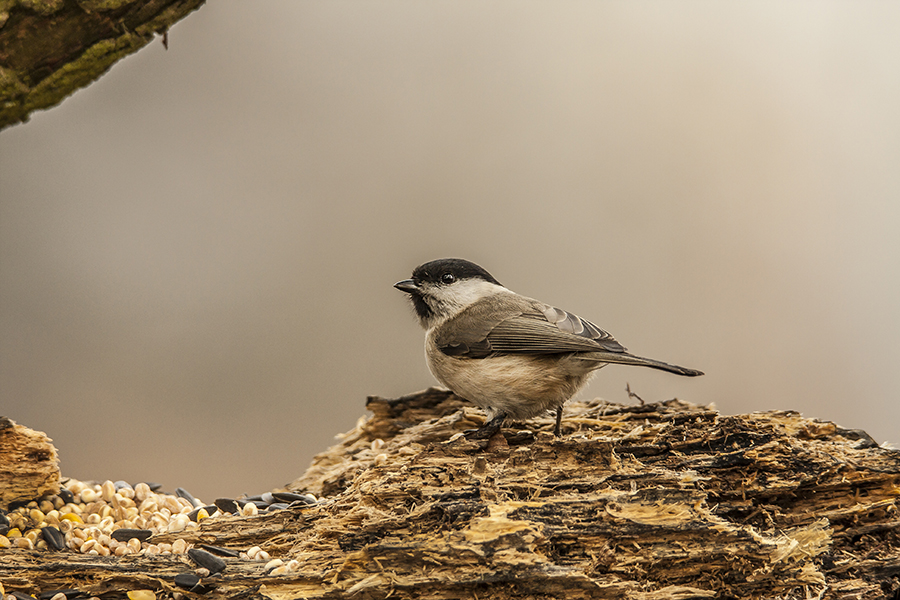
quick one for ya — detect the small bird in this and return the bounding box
[395,258,703,439]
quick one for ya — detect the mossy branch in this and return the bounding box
[0,0,206,130]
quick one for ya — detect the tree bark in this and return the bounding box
[0,417,59,509]
[0,0,207,130]
[1,389,899,599]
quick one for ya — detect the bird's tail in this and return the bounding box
[579,351,704,377]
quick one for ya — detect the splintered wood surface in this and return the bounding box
[2,388,899,599]
[0,417,59,508]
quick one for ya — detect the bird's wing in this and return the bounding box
[435,298,626,358]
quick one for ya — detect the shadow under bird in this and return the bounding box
[395,258,703,439]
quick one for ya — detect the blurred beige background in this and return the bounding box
[1,1,899,502]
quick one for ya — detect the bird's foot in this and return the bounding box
[464,413,506,440]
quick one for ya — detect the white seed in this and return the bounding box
[241,502,258,517]
[163,496,182,514]
[371,438,385,451]
[134,482,152,503]
[167,514,189,533]
[68,527,86,542]
[265,558,284,571]
[257,550,270,561]
[67,480,87,495]
[80,488,99,503]
[15,537,34,550]
[51,593,67,600]
[269,565,291,576]
[98,516,115,533]
[95,543,110,556]
[157,543,172,554]
[195,567,210,578]
[80,539,97,553]
[171,538,187,554]
[287,560,300,570]
[127,538,141,553]
[138,498,158,516]
[101,480,116,502]
[246,545,261,559]
[374,453,388,466]
[144,544,161,555]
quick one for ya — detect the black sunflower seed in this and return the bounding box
[175,487,201,508]
[111,528,153,542]
[188,548,227,575]
[41,525,65,550]
[214,498,240,514]
[174,573,200,589]
[272,492,313,504]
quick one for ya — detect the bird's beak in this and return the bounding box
[394,279,419,294]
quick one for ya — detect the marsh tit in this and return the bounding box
[395,258,703,439]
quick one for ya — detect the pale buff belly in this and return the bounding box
[425,337,601,420]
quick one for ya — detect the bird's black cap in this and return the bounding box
[410,258,501,286]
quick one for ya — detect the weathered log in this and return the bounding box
[1,389,899,599]
[0,416,59,510]
[0,0,207,130]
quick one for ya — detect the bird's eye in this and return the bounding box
[441,273,455,284]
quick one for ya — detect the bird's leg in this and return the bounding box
[464,412,507,440]
[554,405,564,438]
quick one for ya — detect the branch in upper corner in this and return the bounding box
[0,0,207,130]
